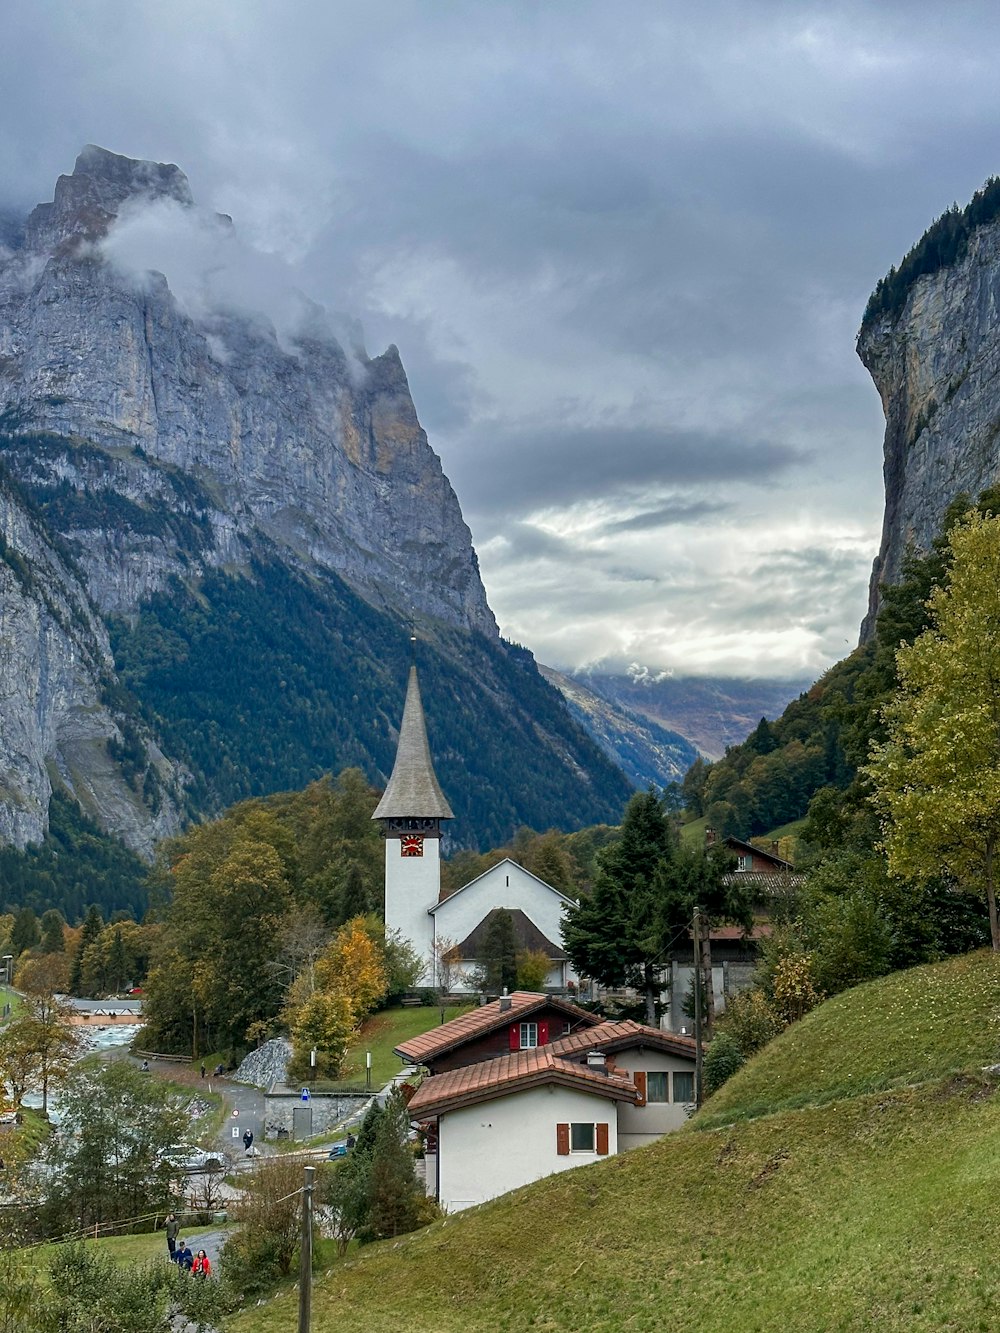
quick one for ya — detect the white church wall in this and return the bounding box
[432,861,578,986]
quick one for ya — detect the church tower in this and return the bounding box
[372,662,453,984]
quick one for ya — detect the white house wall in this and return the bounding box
[612,1049,696,1148]
[436,1084,619,1212]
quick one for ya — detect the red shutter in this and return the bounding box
[509,1024,520,1051]
[633,1071,647,1107]
[596,1123,609,1155]
[556,1123,570,1155]
[538,1019,549,1046]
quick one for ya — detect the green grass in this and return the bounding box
[699,949,1000,1128]
[34,1224,222,1270]
[0,985,23,1021]
[226,1074,1000,1333]
[222,950,1000,1333]
[340,1003,473,1087]
[0,1106,51,1166]
[679,814,709,847]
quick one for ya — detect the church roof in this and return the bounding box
[372,666,453,821]
[454,908,568,961]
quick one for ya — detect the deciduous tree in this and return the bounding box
[867,511,1000,949]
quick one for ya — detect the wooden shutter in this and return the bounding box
[538,1019,549,1045]
[556,1123,570,1155]
[596,1122,609,1155]
[633,1071,647,1107]
[509,1025,520,1051]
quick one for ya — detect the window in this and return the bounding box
[557,1122,609,1155]
[570,1123,595,1152]
[646,1071,669,1103]
[672,1071,695,1102]
[519,1022,538,1048]
[736,854,752,872]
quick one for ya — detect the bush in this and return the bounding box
[704,1031,745,1097]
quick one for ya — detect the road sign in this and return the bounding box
[301,1087,310,1102]
[231,1108,239,1117]
[232,1126,240,1138]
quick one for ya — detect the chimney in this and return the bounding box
[771,840,780,858]
[498,991,512,1013]
[586,1050,607,1072]
[705,827,716,847]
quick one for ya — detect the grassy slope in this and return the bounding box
[341,1004,474,1087]
[226,951,1000,1333]
[700,949,1000,1128]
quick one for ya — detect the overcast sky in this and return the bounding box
[3,1,1000,678]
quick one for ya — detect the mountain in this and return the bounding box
[565,668,811,762]
[859,178,1000,638]
[537,665,698,789]
[0,146,632,868]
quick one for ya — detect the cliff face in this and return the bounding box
[859,221,1000,638]
[0,146,507,852]
[0,147,496,633]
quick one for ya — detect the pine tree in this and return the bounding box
[481,909,518,995]
[39,909,66,955]
[69,906,104,996]
[363,1089,423,1242]
[10,907,39,959]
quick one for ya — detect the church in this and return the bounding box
[372,664,580,992]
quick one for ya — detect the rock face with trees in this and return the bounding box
[0,145,631,884]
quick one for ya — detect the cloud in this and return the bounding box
[603,500,730,533]
[3,1,1000,677]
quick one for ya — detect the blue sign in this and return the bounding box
[300,1088,310,1102]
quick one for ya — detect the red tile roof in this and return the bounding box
[394,991,601,1065]
[407,1045,640,1118]
[549,1018,699,1061]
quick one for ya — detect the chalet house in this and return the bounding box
[403,1000,699,1210]
[394,990,602,1075]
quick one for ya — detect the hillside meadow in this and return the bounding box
[226,951,1000,1333]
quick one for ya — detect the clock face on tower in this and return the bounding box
[400,835,424,858]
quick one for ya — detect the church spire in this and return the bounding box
[372,665,453,821]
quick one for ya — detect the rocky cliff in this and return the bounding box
[859,210,1000,638]
[0,147,630,862]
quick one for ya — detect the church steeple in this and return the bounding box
[375,662,451,986]
[372,665,453,823]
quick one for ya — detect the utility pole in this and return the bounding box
[692,909,703,1109]
[298,1165,315,1333]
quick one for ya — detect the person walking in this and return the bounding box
[242,1128,253,1153]
[192,1249,212,1278]
[164,1213,179,1258]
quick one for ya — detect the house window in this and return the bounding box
[736,854,752,872]
[646,1071,669,1103]
[672,1071,695,1102]
[570,1123,595,1152]
[557,1122,609,1155]
[519,1022,538,1048]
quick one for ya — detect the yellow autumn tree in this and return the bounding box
[287,989,355,1082]
[314,916,388,1021]
[867,510,1000,950]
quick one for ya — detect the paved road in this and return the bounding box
[209,1077,265,1158]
